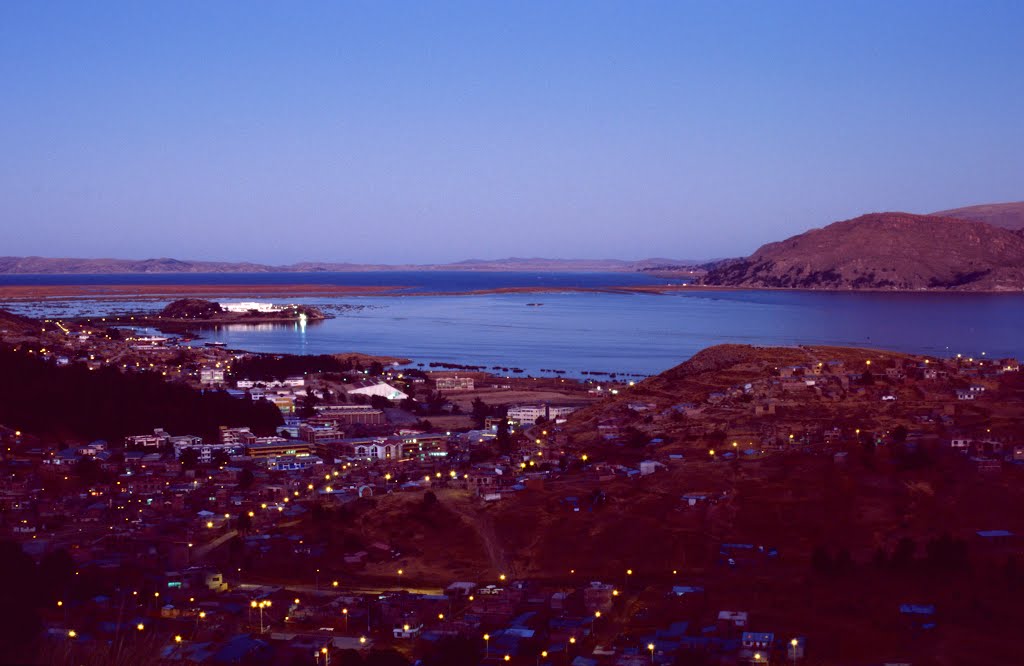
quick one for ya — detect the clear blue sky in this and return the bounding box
[2,1,1022,264]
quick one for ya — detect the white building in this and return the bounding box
[218,301,284,313]
[353,438,405,461]
[639,460,666,476]
[200,367,226,385]
[435,376,475,391]
[347,381,409,402]
[236,376,304,389]
[174,441,241,464]
[506,404,579,424]
[125,428,171,449]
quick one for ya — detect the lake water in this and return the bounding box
[2,272,1022,377]
[0,270,670,292]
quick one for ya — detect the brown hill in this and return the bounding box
[701,212,1024,290]
[932,201,1024,230]
[294,343,1024,663]
[158,298,225,319]
[0,308,39,334]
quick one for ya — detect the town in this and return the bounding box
[1,306,1022,665]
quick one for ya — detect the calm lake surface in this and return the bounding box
[3,272,1022,377]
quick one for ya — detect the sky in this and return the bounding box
[1,1,1023,264]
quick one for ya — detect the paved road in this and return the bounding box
[237,579,445,596]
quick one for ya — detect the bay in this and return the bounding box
[2,271,1021,377]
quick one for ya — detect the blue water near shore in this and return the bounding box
[3,272,1023,377]
[0,270,670,292]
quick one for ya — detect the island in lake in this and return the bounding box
[128,298,329,329]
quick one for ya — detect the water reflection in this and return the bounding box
[192,320,324,334]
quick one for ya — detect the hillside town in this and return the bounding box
[1,309,1023,665]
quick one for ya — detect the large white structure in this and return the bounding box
[236,376,305,389]
[353,437,405,461]
[507,404,579,423]
[347,381,409,402]
[200,367,226,385]
[219,301,284,313]
[173,441,242,464]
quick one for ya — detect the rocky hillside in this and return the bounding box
[932,201,1024,230]
[701,212,1024,290]
[159,299,224,319]
[0,308,39,334]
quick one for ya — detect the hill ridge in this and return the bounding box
[701,211,1024,291]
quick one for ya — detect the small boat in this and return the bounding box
[526,302,544,307]
[204,341,227,348]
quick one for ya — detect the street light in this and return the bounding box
[484,633,490,658]
[648,643,655,664]
[342,607,349,633]
[251,600,271,633]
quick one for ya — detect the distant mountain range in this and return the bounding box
[6,201,1023,288]
[0,256,703,275]
[702,203,1024,291]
